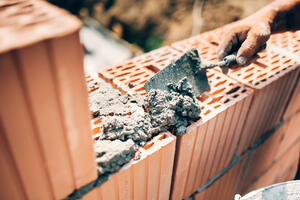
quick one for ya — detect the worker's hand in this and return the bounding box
[217,19,271,66]
[217,0,300,66]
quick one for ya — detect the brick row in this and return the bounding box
[83,132,176,200]
[98,53,254,200]
[170,29,300,157]
[99,46,181,95]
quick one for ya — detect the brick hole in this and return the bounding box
[210,41,219,46]
[223,99,230,104]
[145,65,160,73]
[197,94,209,102]
[271,66,280,71]
[119,78,126,82]
[214,105,221,109]
[158,134,168,140]
[207,73,214,78]
[116,66,122,69]
[237,73,241,77]
[282,44,288,48]
[107,68,113,71]
[143,142,154,150]
[233,94,239,98]
[139,79,148,84]
[144,74,150,78]
[115,72,131,78]
[135,86,145,92]
[241,89,247,93]
[256,73,267,79]
[232,67,242,72]
[204,110,212,115]
[214,80,227,87]
[207,96,222,105]
[245,67,255,72]
[121,65,135,71]
[86,78,94,82]
[201,106,205,109]
[243,73,254,79]
[130,72,144,78]
[94,118,102,125]
[229,83,234,86]
[271,59,280,65]
[141,59,153,64]
[110,71,116,75]
[140,92,147,95]
[130,78,140,83]
[94,136,100,141]
[216,76,221,80]
[156,58,168,63]
[270,54,279,59]
[261,79,267,82]
[282,67,287,71]
[254,82,260,86]
[160,52,170,57]
[92,127,100,134]
[212,88,226,95]
[226,86,241,95]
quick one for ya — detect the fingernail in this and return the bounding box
[238,56,246,65]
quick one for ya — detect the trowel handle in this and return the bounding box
[223,44,267,67]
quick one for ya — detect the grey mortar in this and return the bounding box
[94,139,137,175]
[88,76,201,177]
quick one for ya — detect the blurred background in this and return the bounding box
[48,0,273,72]
[49,0,271,73]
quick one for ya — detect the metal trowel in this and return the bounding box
[144,45,266,96]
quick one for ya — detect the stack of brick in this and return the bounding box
[1,1,300,199]
[97,27,300,200]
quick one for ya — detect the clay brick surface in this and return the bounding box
[283,75,300,120]
[276,111,300,160]
[269,31,300,57]
[97,26,300,200]
[241,142,299,195]
[0,2,97,199]
[0,52,54,199]
[48,32,98,189]
[85,132,176,200]
[171,71,253,200]
[99,46,181,95]
[0,0,81,54]
[171,29,300,156]
[237,123,287,193]
[194,157,246,200]
[98,44,254,200]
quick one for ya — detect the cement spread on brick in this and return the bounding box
[144,78,201,135]
[88,77,200,177]
[94,139,137,174]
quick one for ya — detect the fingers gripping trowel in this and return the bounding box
[144,45,266,96]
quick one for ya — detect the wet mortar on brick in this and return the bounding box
[88,76,201,176]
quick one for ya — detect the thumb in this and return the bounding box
[236,22,270,65]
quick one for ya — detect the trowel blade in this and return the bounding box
[144,48,210,96]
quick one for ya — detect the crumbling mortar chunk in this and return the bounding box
[94,139,137,175]
[88,76,201,177]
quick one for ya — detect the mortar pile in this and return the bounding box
[88,77,201,176]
